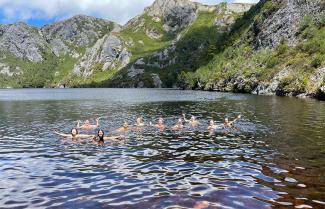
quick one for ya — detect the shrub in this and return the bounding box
[300,25,317,39]
[316,12,325,28]
[276,41,290,55]
[311,54,323,68]
[299,16,314,32]
[298,39,321,54]
[266,56,280,68]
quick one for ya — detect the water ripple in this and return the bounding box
[0,89,324,208]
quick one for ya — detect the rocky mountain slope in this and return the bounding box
[0,14,124,87]
[107,0,253,88]
[179,0,325,99]
[0,0,324,100]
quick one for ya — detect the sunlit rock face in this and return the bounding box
[0,23,45,62]
[73,35,131,77]
[253,0,324,49]
[145,0,199,32]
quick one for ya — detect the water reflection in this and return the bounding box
[0,89,324,208]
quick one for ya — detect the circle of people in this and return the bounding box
[55,114,242,145]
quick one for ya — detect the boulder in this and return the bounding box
[151,73,163,88]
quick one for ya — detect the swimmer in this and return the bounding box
[207,120,223,136]
[77,118,100,130]
[54,128,92,139]
[115,121,129,132]
[207,120,219,130]
[93,130,125,145]
[183,113,200,127]
[223,115,241,128]
[172,118,184,130]
[150,117,166,130]
[135,116,145,127]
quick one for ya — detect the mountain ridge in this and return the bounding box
[0,0,324,100]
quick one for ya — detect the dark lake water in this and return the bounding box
[0,89,324,209]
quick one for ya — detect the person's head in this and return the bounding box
[224,118,229,123]
[123,121,128,128]
[97,129,104,137]
[190,115,196,122]
[209,120,215,126]
[71,128,78,137]
[158,117,164,125]
[97,129,105,141]
[136,117,142,124]
[84,120,90,125]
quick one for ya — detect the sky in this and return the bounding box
[0,0,259,27]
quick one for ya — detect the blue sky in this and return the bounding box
[0,0,259,27]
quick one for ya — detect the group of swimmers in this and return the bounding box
[54,114,242,145]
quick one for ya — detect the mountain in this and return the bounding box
[0,0,324,100]
[107,0,253,88]
[0,15,121,87]
[177,0,325,99]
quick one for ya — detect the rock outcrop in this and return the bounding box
[0,23,45,62]
[0,15,120,63]
[0,63,22,76]
[144,0,221,32]
[0,14,129,86]
[145,0,198,32]
[253,0,324,49]
[73,35,130,77]
[41,15,119,56]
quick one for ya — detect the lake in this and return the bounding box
[0,89,324,209]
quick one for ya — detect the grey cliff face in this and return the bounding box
[0,15,120,62]
[0,14,130,83]
[41,15,119,56]
[145,0,199,32]
[253,0,324,49]
[214,3,253,30]
[0,23,45,62]
[0,63,22,76]
[73,35,130,77]
[226,3,254,14]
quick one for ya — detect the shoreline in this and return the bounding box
[1,86,324,101]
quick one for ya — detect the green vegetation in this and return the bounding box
[178,1,325,96]
[109,10,225,88]
[0,50,57,88]
[1,0,324,97]
[119,13,175,61]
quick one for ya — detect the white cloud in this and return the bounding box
[0,0,260,25]
[0,0,155,25]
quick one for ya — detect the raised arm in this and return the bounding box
[54,131,71,138]
[104,135,125,141]
[78,134,94,139]
[182,114,190,122]
[229,115,242,125]
[77,120,81,128]
[95,118,100,128]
